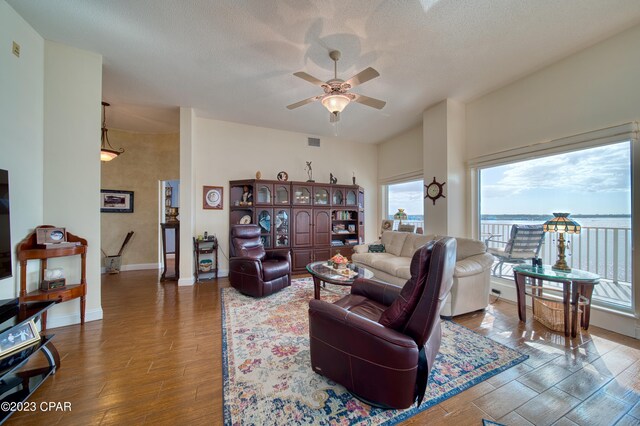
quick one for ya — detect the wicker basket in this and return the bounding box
[533,296,582,332]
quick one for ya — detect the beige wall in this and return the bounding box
[0,1,44,299]
[186,115,378,278]
[101,130,179,267]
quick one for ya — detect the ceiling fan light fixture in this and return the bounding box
[321,94,350,114]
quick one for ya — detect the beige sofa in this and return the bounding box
[352,231,494,317]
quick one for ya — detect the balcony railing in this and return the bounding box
[481,221,632,309]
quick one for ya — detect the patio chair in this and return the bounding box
[485,224,545,277]
[397,224,415,233]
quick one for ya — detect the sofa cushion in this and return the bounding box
[351,252,395,267]
[381,231,408,256]
[371,256,411,278]
[400,234,436,258]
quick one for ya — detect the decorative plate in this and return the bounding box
[277,171,288,181]
[203,186,223,209]
[239,215,251,224]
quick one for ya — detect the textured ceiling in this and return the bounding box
[8,0,640,142]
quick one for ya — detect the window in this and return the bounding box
[386,179,424,231]
[479,141,633,311]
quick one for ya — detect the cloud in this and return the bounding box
[482,143,630,198]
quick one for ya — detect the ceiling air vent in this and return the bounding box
[308,137,320,147]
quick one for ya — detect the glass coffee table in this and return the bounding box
[306,261,374,300]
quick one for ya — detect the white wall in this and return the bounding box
[42,41,102,327]
[467,24,640,158]
[42,41,103,327]
[377,125,422,183]
[188,116,378,277]
[0,1,44,299]
[466,23,640,337]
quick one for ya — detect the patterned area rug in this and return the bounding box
[222,278,528,425]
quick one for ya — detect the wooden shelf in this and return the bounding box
[17,226,87,331]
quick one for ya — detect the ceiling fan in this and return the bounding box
[287,50,386,123]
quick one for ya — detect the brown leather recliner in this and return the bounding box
[308,237,456,409]
[229,224,291,297]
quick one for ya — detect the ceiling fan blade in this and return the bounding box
[293,72,326,87]
[344,67,380,88]
[286,95,322,110]
[352,93,386,110]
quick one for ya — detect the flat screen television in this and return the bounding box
[0,169,11,280]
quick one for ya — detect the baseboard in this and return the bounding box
[45,308,104,329]
[178,277,195,286]
[101,263,160,274]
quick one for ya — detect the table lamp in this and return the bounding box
[393,208,408,225]
[543,212,581,272]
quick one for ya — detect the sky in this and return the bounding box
[386,141,632,217]
[388,180,424,216]
[481,141,631,215]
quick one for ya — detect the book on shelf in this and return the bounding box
[331,240,344,246]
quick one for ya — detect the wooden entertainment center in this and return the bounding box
[229,180,364,272]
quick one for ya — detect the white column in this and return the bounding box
[178,108,195,285]
[423,99,467,237]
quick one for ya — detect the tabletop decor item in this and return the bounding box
[329,253,348,269]
[393,208,408,224]
[543,212,581,271]
[277,171,288,181]
[0,320,40,357]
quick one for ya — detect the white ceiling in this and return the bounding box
[8,0,640,142]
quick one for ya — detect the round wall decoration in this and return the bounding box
[203,186,223,210]
[277,171,288,181]
[424,177,446,205]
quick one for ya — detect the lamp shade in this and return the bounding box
[393,208,408,221]
[321,94,350,113]
[100,149,120,162]
[543,212,581,234]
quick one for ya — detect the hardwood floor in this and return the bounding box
[8,271,640,425]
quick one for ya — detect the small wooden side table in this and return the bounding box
[193,237,218,282]
[160,222,180,281]
[513,265,599,338]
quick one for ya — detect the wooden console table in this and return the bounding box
[160,222,180,281]
[513,265,599,338]
[17,226,87,331]
[0,299,60,424]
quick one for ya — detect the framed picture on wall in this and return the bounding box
[203,186,223,210]
[100,189,134,213]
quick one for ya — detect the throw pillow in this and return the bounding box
[368,244,386,253]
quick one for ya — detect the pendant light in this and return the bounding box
[100,102,124,162]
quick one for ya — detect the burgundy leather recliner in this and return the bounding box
[229,224,291,297]
[308,237,457,409]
